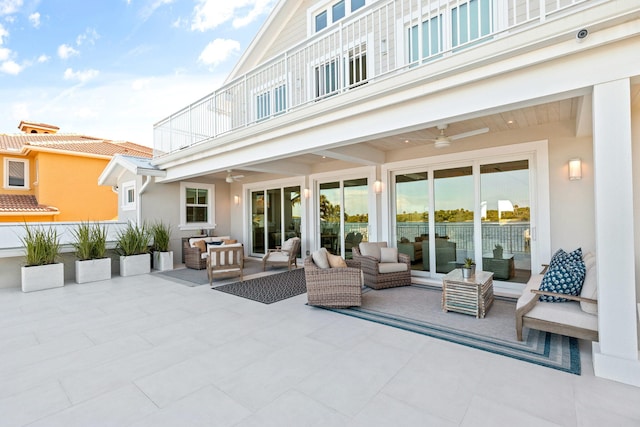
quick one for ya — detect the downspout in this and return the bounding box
[136,175,153,224]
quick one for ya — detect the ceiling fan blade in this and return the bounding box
[449,127,489,141]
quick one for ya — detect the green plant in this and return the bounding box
[463,257,474,268]
[116,222,150,256]
[72,222,108,260]
[151,221,172,252]
[494,244,503,250]
[21,223,61,266]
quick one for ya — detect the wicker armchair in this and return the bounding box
[352,242,411,290]
[183,240,207,270]
[304,256,362,308]
[263,237,301,271]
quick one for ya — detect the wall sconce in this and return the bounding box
[568,158,582,181]
[373,180,383,194]
[234,195,240,205]
[303,188,310,199]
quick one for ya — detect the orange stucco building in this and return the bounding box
[0,121,152,222]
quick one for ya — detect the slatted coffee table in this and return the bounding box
[442,269,494,318]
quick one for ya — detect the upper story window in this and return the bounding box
[313,0,367,33]
[121,180,136,211]
[4,158,29,190]
[180,182,215,230]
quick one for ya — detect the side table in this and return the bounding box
[442,269,494,318]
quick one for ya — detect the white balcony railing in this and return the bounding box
[153,0,591,156]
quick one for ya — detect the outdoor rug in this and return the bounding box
[158,259,271,287]
[213,268,306,304]
[323,284,580,375]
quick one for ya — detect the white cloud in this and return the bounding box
[140,0,174,21]
[28,12,40,28]
[0,47,9,61]
[37,54,49,63]
[191,0,275,32]
[198,38,240,68]
[1,59,21,74]
[0,0,23,15]
[58,44,79,59]
[76,28,99,46]
[63,68,99,83]
[0,23,8,45]
[131,78,151,91]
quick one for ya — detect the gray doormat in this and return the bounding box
[322,284,580,375]
[213,268,306,304]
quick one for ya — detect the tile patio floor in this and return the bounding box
[1,271,640,427]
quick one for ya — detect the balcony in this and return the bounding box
[153,0,592,157]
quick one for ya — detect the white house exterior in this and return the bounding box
[100,0,640,386]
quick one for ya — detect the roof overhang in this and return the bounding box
[98,154,166,187]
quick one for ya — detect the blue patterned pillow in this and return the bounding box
[539,254,586,302]
[549,248,582,269]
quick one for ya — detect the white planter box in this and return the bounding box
[120,253,151,277]
[153,251,174,271]
[75,258,111,284]
[21,263,64,292]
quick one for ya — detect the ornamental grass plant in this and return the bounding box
[116,222,150,256]
[151,221,172,252]
[21,223,61,267]
[72,222,108,260]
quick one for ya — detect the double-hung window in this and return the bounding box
[180,182,215,230]
[4,158,29,189]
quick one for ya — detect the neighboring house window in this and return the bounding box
[122,181,136,211]
[315,59,338,98]
[332,0,345,23]
[180,182,215,230]
[4,158,29,189]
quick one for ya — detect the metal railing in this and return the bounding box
[154,0,591,156]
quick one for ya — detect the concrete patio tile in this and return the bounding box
[0,332,38,356]
[26,384,157,427]
[130,385,251,427]
[235,389,348,427]
[460,395,563,427]
[573,373,640,423]
[0,381,71,427]
[348,393,457,427]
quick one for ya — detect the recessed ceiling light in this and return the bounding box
[404,139,409,143]
[507,120,514,124]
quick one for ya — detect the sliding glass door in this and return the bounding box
[251,185,302,257]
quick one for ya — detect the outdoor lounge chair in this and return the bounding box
[207,243,244,287]
[304,256,362,308]
[262,237,300,271]
[352,242,411,290]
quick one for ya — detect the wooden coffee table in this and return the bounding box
[442,269,494,318]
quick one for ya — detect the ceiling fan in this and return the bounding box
[225,170,244,183]
[424,124,490,148]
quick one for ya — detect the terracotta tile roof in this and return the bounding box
[0,134,153,158]
[0,195,59,213]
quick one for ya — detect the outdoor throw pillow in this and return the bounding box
[194,240,206,253]
[223,239,237,245]
[549,247,583,268]
[380,247,398,263]
[327,253,347,268]
[312,248,330,269]
[538,255,586,302]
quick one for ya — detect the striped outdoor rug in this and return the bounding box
[323,284,580,375]
[213,268,306,304]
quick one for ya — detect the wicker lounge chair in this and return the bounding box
[304,256,362,308]
[352,242,411,290]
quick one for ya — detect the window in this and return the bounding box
[4,158,29,189]
[256,84,286,121]
[348,45,367,86]
[315,10,327,32]
[332,0,345,22]
[274,84,287,114]
[122,181,136,211]
[408,15,443,63]
[351,0,365,12]
[256,91,271,121]
[452,0,491,47]
[180,182,215,230]
[315,59,338,98]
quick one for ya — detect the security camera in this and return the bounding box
[576,28,588,41]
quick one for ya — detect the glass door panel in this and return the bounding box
[319,182,341,254]
[266,189,282,250]
[480,160,531,283]
[434,166,473,273]
[284,186,302,258]
[343,178,368,258]
[251,191,265,254]
[395,172,429,271]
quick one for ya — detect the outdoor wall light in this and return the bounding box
[373,180,383,194]
[234,195,240,205]
[568,158,582,181]
[303,188,310,199]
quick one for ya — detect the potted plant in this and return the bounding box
[72,222,111,284]
[151,221,173,271]
[116,222,151,276]
[493,244,504,259]
[20,223,63,292]
[462,257,475,279]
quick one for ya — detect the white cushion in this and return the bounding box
[312,248,330,269]
[359,242,387,260]
[380,247,398,263]
[378,262,408,274]
[580,257,598,314]
[526,300,598,331]
[516,274,543,310]
[281,238,295,252]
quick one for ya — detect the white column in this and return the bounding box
[591,78,640,387]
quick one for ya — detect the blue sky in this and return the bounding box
[0,0,276,146]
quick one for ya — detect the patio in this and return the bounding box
[1,272,639,426]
